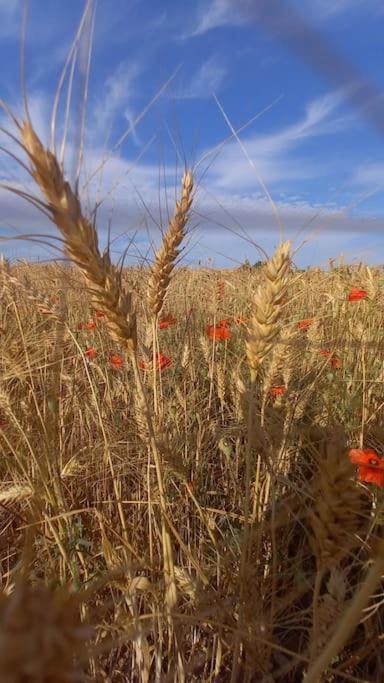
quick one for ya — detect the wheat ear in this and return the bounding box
[246,241,291,382]
[20,121,136,351]
[147,170,193,316]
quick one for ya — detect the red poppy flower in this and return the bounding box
[159,314,177,330]
[85,347,96,359]
[347,288,368,301]
[235,315,248,326]
[319,349,341,369]
[298,318,314,330]
[95,310,106,319]
[139,352,172,371]
[110,353,124,369]
[348,448,384,487]
[157,353,172,370]
[319,350,341,368]
[84,321,97,330]
[206,322,231,341]
[270,385,286,397]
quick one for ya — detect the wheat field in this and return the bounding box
[1,15,384,682]
[1,207,384,681]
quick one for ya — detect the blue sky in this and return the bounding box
[1,0,384,268]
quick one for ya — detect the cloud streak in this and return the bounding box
[1,163,383,268]
[297,0,384,19]
[185,0,383,40]
[175,57,227,99]
[185,0,245,37]
[91,60,142,147]
[201,90,349,190]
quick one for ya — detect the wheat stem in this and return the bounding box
[19,119,180,640]
[232,242,291,681]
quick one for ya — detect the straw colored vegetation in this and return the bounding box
[1,202,384,680]
[1,61,384,683]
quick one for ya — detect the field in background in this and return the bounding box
[1,254,384,681]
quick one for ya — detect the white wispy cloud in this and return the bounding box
[349,162,384,191]
[92,60,142,146]
[203,90,348,190]
[0,88,380,268]
[186,0,383,40]
[300,0,383,19]
[176,57,227,99]
[192,220,383,269]
[2,176,382,267]
[185,0,245,38]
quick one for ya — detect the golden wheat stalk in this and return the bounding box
[147,170,193,317]
[18,120,180,629]
[231,242,292,680]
